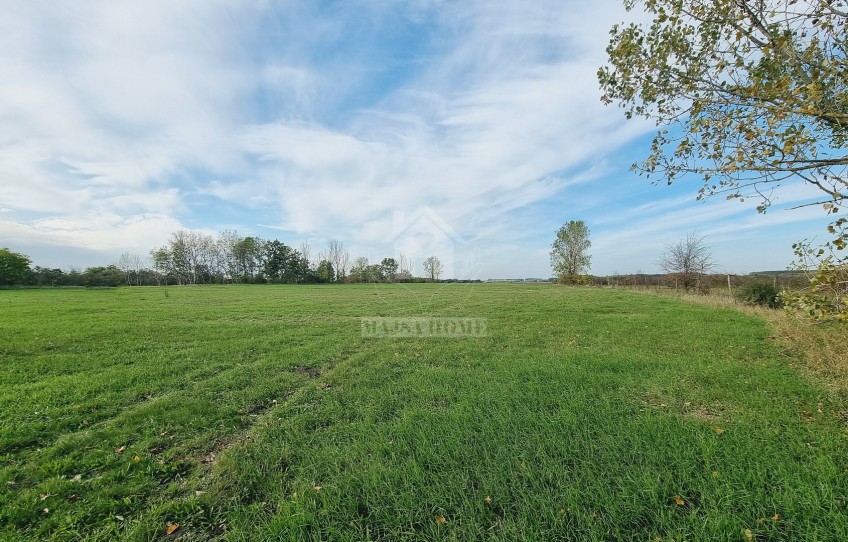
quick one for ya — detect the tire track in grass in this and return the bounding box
[0,329,363,539]
[119,343,382,541]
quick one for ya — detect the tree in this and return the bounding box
[0,248,31,285]
[380,258,399,282]
[263,240,308,283]
[116,253,143,286]
[423,256,443,282]
[599,0,847,314]
[325,240,349,282]
[397,253,414,281]
[233,236,264,281]
[81,265,123,287]
[316,260,335,283]
[658,232,715,291]
[550,220,591,284]
[32,267,66,287]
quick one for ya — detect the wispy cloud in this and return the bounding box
[0,0,824,275]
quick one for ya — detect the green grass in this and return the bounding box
[1,284,846,540]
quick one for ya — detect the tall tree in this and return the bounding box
[423,256,443,282]
[264,241,308,283]
[550,220,591,284]
[316,260,335,283]
[350,257,370,283]
[233,236,264,281]
[0,248,31,285]
[116,253,143,286]
[325,240,344,282]
[397,252,414,281]
[658,232,716,291]
[380,258,399,282]
[599,0,847,314]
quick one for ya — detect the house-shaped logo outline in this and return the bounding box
[384,206,464,279]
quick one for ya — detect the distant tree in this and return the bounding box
[233,236,264,281]
[659,232,715,291]
[299,239,313,269]
[316,259,335,283]
[348,257,370,283]
[116,253,144,286]
[151,230,220,284]
[0,248,32,286]
[380,258,399,282]
[550,220,591,284]
[263,240,309,283]
[82,265,123,287]
[32,267,66,287]
[325,240,350,282]
[398,252,414,281]
[423,256,443,282]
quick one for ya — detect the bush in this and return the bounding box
[736,282,782,308]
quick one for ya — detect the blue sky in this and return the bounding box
[0,0,832,278]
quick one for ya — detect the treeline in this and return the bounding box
[0,230,450,287]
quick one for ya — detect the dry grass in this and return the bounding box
[618,286,848,393]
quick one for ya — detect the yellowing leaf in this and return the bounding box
[713,426,725,435]
[133,455,141,463]
[435,515,447,524]
[711,471,720,478]
[772,514,780,522]
[165,523,180,535]
[744,528,754,541]
[313,485,322,492]
[484,495,492,504]
[674,495,685,506]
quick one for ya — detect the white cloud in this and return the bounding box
[1,0,823,276]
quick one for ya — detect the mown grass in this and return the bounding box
[0,284,846,540]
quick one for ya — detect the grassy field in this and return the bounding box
[1,284,846,541]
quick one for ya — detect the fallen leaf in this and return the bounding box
[484,495,492,504]
[195,490,205,497]
[772,514,780,522]
[115,515,125,521]
[39,494,53,501]
[313,485,322,492]
[115,446,126,454]
[744,528,754,541]
[42,508,49,514]
[132,455,141,463]
[435,515,447,524]
[713,426,725,435]
[6,481,17,489]
[674,495,685,506]
[166,523,180,535]
[72,474,82,482]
